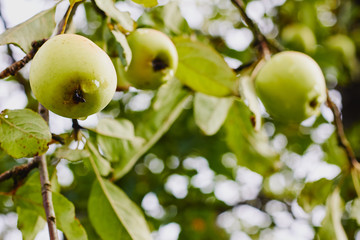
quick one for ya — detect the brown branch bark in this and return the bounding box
[326,90,360,171]
[0,159,39,183]
[36,104,59,240]
[0,39,47,79]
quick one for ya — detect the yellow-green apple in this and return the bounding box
[124,28,178,89]
[326,34,357,70]
[326,34,356,61]
[30,34,117,119]
[281,23,317,54]
[255,51,326,123]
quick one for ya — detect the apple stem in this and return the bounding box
[57,2,81,35]
[72,119,85,141]
[60,2,75,35]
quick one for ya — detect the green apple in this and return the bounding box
[255,51,326,123]
[281,23,317,54]
[326,34,356,70]
[124,28,178,89]
[326,34,356,61]
[30,34,117,119]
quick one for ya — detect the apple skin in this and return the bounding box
[124,28,178,89]
[30,34,117,119]
[281,23,317,54]
[326,34,356,61]
[255,51,326,123]
[325,34,357,71]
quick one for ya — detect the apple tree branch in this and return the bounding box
[0,39,47,79]
[326,91,360,171]
[35,104,59,240]
[230,0,272,58]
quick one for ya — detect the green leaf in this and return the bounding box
[14,173,88,240]
[224,100,278,176]
[161,2,189,34]
[111,30,132,67]
[54,147,90,162]
[131,0,158,7]
[113,79,191,179]
[0,6,56,53]
[88,180,152,240]
[93,118,144,163]
[174,38,236,97]
[53,192,88,240]
[238,75,262,131]
[94,0,135,32]
[0,109,51,158]
[95,118,143,141]
[322,133,348,169]
[137,2,190,35]
[87,141,112,177]
[194,93,233,135]
[87,150,152,240]
[17,207,46,240]
[316,188,348,240]
[298,178,334,212]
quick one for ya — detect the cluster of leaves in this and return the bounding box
[0,0,360,239]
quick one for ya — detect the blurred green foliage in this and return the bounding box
[0,0,360,239]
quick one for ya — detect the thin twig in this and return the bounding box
[56,2,81,35]
[230,0,271,58]
[0,39,47,79]
[0,159,39,183]
[60,4,73,34]
[36,104,59,240]
[326,90,360,171]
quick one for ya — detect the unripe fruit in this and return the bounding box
[325,34,357,71]
[255,51,326,123]
[281,23,317,54]
[124,28,178,89]
[30,34,117,119]
[326,34,356,61]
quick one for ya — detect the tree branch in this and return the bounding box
[0,39,47,79]
[36,104,59,240]
[56,2,81,35]
[326,90,360,171]
[230,0,271,58]
[0,159,39,183]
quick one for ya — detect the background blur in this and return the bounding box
[0,0,360,239]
